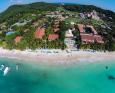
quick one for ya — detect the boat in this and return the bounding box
[0,65,5,71]
[16,65,19,70]
[3,67,10,76]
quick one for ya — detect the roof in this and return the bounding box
[80,34,94,43]
[78,24,104,44]
[78,24,98,35]
[54,21,59,25]
[94,35,104,43]
[53,28,60,32]
[48,34,59,40]
[53,24,59,28]
[87,25,98,34]
[78,24,84,33]
[15,36,22,43]
[35,27,45,39]
[65,29,74,38]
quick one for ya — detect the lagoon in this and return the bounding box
[0,58,115,93]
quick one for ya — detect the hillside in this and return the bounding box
[0,2,115,51]
[0,2,59,22]
[0,2,115,22]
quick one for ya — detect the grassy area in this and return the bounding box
[91,19,105,26]
[65,17,105,26]
[65,17,81,24]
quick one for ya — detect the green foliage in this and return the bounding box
[0,2,115,51]
[0,2,58,23]
[59,21,68,41]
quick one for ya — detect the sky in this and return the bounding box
[0,0,115,13]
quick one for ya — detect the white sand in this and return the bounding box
[0,47,115,64]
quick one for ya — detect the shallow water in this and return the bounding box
[0,58,115,93]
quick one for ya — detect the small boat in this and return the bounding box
[16,65,19,71]
[0,65,5,71]
[3,67,10,76]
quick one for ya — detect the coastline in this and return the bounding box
[0,47,115,65]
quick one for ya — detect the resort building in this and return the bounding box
[90,10,100,20]
[48,34,59,41]
[34,27,45,39]
[77,24,104,44]
[65,28,76,49]
[53,28,60,33]
[80,34,94,43]
[79,10,100,20]
[94,35,104,43]
[65,29,74,38]
[86,25,98,34]
[14,36,22,43]
[52,19,60,33]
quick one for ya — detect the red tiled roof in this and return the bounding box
[80,34,94,43]
[48,34,59,40]
[87,25,98,34]
[35,27,45,39]
[94,35,104,43]
[15,36,22,43]
[78,24,84,33]
[78,24,98,35]
[78,24,104,44]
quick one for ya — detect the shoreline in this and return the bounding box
[0,47,115,65]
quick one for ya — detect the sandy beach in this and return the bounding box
[0,47,115,64]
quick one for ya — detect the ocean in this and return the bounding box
[0,58,115,93]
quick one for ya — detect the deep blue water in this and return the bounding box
[0,58,115,93]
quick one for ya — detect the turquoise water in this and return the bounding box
[0,58,115,93]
